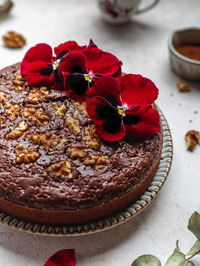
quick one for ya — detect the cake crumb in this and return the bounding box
[177,81,190,92]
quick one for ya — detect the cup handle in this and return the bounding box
[135,0,160,14]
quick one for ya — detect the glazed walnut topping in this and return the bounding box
[185,130,200,151]
[26,132,60,152]
[48,161,72,179]
[26,87,49,103]
[73,101,88,117]
[83,124,100,150]
[52,103,67,118]
[0,91,7,108]
[67,144,86,159]
[10,73,25,91]
[5,102,21,121]
[6,121,28,139]
[23,107,49,126]
[2,31,26,48]
[65,115,80,136]
[15,145,39,163]
[83,155,108,170]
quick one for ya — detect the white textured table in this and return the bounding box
[0,0,200,265]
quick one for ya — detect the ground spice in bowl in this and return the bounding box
[175,44,200,61]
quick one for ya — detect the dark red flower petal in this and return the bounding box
[86,76,122,107]
[63,72,88,102]
[83,47,122,77]
[20,43,53,86]
[58,51,87,77]
[88,39,98,48]
[54,41,86,58]
[118,74,158,108]
[87,96,126,141]
[124,105,161,142]
[44,249,76,266]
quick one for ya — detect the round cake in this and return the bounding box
[0,63,162,225]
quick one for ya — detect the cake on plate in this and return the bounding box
[0,40,162,225]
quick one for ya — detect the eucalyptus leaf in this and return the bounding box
[188,212,200,240]
[131,255,161,266]
[165,244,186,266]
[187,262,195,266]
[187,240,200,256]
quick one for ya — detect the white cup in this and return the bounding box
[97,0,160,25]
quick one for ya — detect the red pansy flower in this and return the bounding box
[44,249,76,266]
[86,74,161,142]
[63,45,122,102]
[20,40,87,89]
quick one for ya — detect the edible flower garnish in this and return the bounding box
[44,249,76,266]
[86,74,160,142]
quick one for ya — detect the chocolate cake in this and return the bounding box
[0,63,162,225]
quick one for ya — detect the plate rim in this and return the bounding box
[0,105,173,236]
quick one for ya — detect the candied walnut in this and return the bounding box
[185,130,200,151]
[6,121,28,139]
[15,145,39,163]
[68,144,86,159]
[65,115,80,136]
[73,101,88,117]
[5,102,21,121]
[83,155,108,170]
[23,107,49,126]
[83,124,100,150]
[26,132,60,152]
[57,138,67,149]
[0,91,7,108]
[2,31,26,48]
[177,81,190,92]
[26,87,49,103]
[48,161,72,179]
[52,103,67,118]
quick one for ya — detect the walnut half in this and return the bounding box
[83,124,100,150]
[23,107,49,126]
[26,132,59,152]
[6,121,28,139]
[68,144,86,159]
[2,31,26,48]
[15,145,39,163]
[5,102,21,121]
[48,161,72,179]
[185,130,200,151]
[83,155,108,170]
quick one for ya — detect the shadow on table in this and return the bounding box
[0,196,161,265]
[91,16,163,44]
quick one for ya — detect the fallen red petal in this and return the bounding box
[44,249,76,266]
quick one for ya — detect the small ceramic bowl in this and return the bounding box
[168,28,200,80]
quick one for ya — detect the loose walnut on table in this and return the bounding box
[15,145,40,163]
[47,161,72,179]
[26,132,60,152]
[23,107,49,126]
[2,31,26,48]
[185,130,200,151]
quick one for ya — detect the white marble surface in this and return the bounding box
[0,0,200,265]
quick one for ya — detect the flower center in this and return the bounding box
[84,72,93,83]
[53,59,61,70]
[117,105,127,117]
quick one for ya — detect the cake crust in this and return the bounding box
[0,63,162,224]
